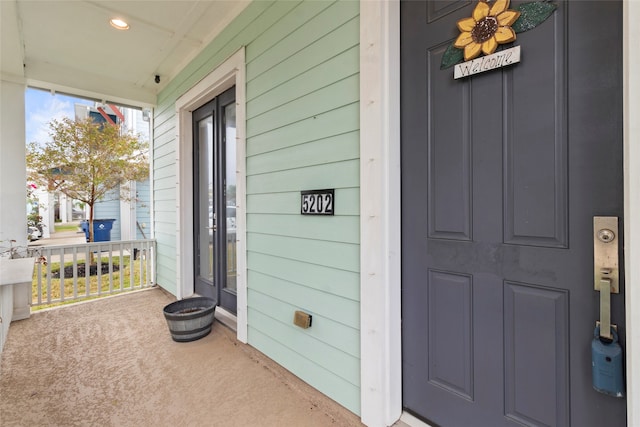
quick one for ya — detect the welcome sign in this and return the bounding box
[454,46,520,79]
[440,0,557,79]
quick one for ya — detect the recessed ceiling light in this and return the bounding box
[109,18,129,30]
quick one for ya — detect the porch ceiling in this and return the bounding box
[0,0,249,106]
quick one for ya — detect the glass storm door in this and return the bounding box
[193,86,237,314]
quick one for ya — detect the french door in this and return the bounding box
[193,86,237,314]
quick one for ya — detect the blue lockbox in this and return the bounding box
[592,325,625,397]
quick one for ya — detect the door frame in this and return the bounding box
[358,1,640,426]
[175,47,247,343]
[192,87,237,313]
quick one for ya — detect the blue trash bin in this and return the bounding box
[80,220,88,240]
[80,219,116,242]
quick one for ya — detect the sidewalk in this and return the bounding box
[29,225,86,247]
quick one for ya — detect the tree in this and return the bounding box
[27,117,149,242]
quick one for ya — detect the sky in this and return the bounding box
[25,87,93,146]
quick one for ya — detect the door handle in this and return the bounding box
[599,277,612,340]
[594,216,619,340]
[207,212,217,232]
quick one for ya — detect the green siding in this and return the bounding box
[152,153,175,170]
[247,160,359,194]
[245,1,333,69]
[248,252,359,300]
[154,0,360,414]
[249,270,359,328]
[153,116,176,142]
[247,102,359,156]
[247,74,359,137]
[248,234,359,273]
[157,1,276,106]
[247,131,359,174]
[248,214,359,244]
[247,188,360,216]
[248,305,360,385]
[249,289,360,357]
[249,328,361,414]
[247,46,359,119]
[246,7,357,80]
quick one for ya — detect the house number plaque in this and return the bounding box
[301,189,334,215]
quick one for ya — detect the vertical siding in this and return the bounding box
[93,179,151,241]
[155,0,360,414]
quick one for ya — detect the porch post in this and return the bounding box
[360,1,402,425]
[0,79,27,248]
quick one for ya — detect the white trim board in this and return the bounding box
[174,48,247,343]
[624,1,640,424]
[359,1,402,426]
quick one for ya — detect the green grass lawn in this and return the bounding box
[54,223,81,232]
[31,254,151,310]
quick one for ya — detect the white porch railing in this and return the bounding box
[27,239,156,308]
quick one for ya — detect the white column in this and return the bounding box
[34,189,53,239]
[0,79,27,248]
[44,191,55,238]
[360,1,402,425]
[59,194,66,223]
[120,181,135,240]
[0,80,31,324]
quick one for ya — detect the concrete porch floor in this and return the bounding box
[0,287,365,426]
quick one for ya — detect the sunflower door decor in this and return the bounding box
[441,0,557,79]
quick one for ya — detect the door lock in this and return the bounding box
[597,228,615,243]
[593,216,619,340]
[592,217,625,397]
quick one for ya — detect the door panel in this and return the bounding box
[503,5,567,248]
[401,1,625,426]
[194,102,216,300]
[194,86,237,314]
[220,100,237,312]
[503,282,569,426]
[427,270,473,400]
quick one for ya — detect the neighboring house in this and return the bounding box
[77,103,152,241]
[93,179,151,241]
[2,2,640,427]
[23,102,151,240]
[132,179,151,240]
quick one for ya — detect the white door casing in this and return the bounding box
[359,1,640,426]
[175,48,247,343]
